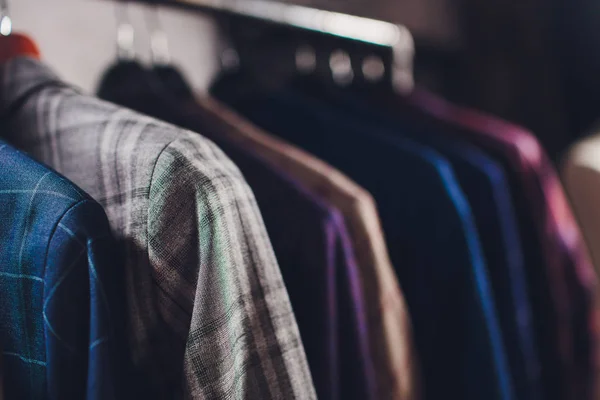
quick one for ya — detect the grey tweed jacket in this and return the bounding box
[0,57,316,400]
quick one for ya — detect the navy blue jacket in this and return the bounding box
[0,140,126,399]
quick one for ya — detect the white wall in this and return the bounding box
[10,0,220,93]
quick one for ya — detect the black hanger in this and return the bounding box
[208,5,415,113]
[97,3,185,123]
[153,63,195,103]
[146,5,195,104]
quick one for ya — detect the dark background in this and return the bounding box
[138,0,600,161]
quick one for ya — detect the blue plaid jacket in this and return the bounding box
[0,140,127,399]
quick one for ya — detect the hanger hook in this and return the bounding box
[145,4,171,66]
[0,0,12,37]
[115,1,135,60]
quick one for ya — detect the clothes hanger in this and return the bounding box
[97,2,196,126]
[0,0,40,63]
[97,2,165,110]
[145,5,195,104]
[199,0,415,113]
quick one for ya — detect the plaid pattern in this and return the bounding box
[196,96,419,400]
[0,57,315,399]
[0,140,125,399]
[410,89,600,400]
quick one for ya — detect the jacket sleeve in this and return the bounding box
[45,199,128,400]
[147,136,317,399]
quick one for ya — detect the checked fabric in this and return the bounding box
[0,140,127,399]
[0,57,315,399]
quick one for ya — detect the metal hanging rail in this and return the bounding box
[179,0,410,47]
[126,0,415,90]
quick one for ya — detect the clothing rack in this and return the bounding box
[122,0,415,91]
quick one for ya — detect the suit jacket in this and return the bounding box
[0,140,126,399]
[0,57,315,399]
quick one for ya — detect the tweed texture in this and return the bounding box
[0,57,315,399]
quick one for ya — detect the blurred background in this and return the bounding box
[11,0,597,162]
